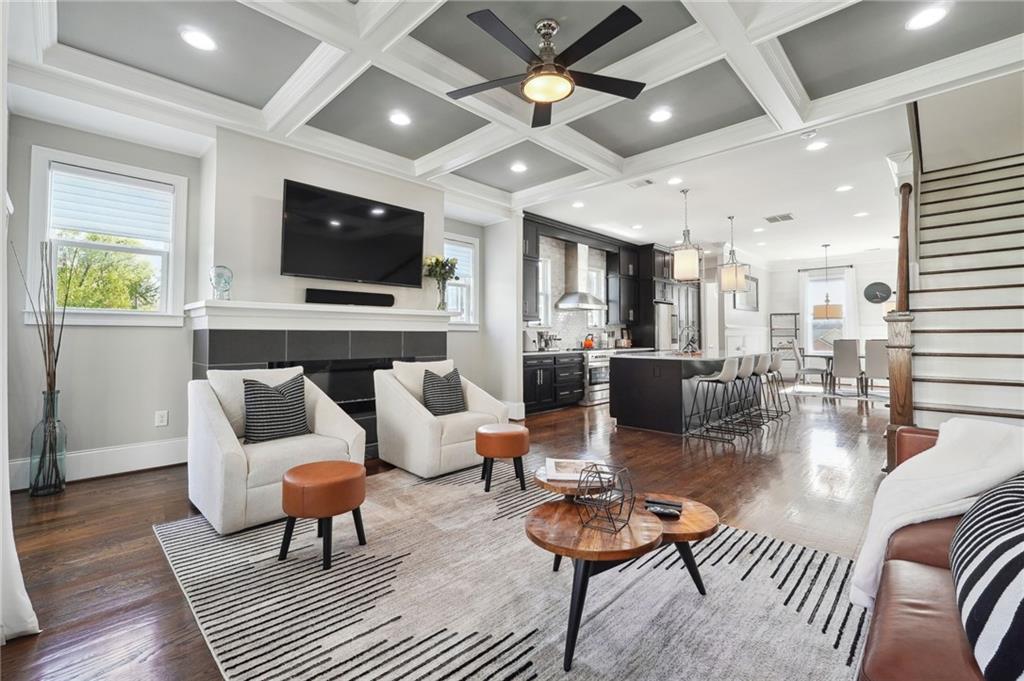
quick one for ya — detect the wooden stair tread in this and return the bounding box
[913,376,1024,387]
[913,403,1024,419]
[913,351,1024,359]
[920,245,1024,258]
[920,228,1024,244]
[921,199,1024,218]
[920,213,1024,230]
[920,173,1024,196]
[910,283,1024,293]
[912,328,1024,333]
[920,186,1024,206]
[920,263,1024,275]
[921,160,1024,184]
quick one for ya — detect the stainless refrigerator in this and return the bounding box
[654,301,674,350]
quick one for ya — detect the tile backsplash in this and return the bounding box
[525,236,622,350]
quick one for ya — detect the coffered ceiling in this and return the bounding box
[7,0,1023,227]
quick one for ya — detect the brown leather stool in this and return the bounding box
[476,423,530,492]
[279,461,366,570]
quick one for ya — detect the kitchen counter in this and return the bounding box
[523,347,654,356]
[613,350,741,362]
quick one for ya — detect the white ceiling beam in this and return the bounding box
[27,1,57,64]
[745,1,860,44]
[287,125,415,177]
[511,169,608,209]
[806,35,1024,126]
[414,124,521,179]
[683,2,805,131]
[530,127,623,178]
[239,1,361,48]
[262,43,349,133]
[432,173,513,210]
[267,53,372,136]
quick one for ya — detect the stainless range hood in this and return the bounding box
[555,242,606,310]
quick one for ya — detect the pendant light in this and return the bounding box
[672,188,701,282]
[719,216,750,293]
[813,243,843,320]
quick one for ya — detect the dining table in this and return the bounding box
[802,350,866,395]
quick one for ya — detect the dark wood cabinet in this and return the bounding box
[607,275,638,326]
[523,367,555,410]
[524,354,582,412]
[522,257,540,321]
[613,247,638,277]
[638,245,673,280]
[523,221,540,259]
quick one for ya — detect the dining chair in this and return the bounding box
[831,339,865,396]
[789,340,827,389]
[864,339,888,393]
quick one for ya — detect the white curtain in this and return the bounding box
[2,23,41,640]
[842,267,861,342]
[797,270,811,351]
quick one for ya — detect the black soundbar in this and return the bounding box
[305,289,395,307]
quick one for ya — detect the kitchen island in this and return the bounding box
[609,351,743,434]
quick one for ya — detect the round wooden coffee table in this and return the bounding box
[525,499,663,671]
[533,466,612,498]
[640,493,719,595]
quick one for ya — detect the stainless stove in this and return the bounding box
[580,351,611,406]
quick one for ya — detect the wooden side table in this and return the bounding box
[640,493,719,595]
[532,467,615,573]
[525,500,663,671]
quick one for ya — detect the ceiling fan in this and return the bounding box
[446,5,647,128]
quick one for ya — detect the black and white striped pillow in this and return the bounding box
[243,373,310,443]
[949,472,1024,681]
[422,368,466,416]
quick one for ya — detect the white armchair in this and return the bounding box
[374,360,509,478]
[188,366,365,535]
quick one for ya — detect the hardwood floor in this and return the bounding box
[4,394,888,679]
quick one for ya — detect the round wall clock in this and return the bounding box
[863,281,892,303]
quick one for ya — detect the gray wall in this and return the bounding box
[444,217,489,386]
[6,116,201,457]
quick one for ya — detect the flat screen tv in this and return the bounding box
[281,179,424,288]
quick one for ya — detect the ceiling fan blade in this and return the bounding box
[532,102,552,128]
[555,5,642,68]
[467,9,540,65]
[447,74,524,100]
[569,71,645,99]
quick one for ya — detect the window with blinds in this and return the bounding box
[443,237,478,324]
[48,162,175,313]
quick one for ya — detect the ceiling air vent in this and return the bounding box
[764,213,794,223]
[627,178,655,189]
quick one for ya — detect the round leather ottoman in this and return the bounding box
[476,423,530,492]
[279,461,366,570]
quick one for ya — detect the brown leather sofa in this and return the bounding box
[858,427,983,681]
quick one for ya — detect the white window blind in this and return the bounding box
[49,163,174,244]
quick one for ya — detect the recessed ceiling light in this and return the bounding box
[329,219,341,227]
[370,207,385,216]
[835,185,854,192]
[854,212,870,218]
[674,239,684,244]
[389,110,412,126]
[757,242,766,246]
[648,108,672,123]
[800,130,817,140]
[806,140,829,151]
[631,224,643,230]
[753,227,765,233]
[510,161,527,173]
[667,177,683,186]
[905,6,948,30]
[180,27,217,51]
[572,201,585,208]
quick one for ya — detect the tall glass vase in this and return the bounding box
[435,278,448,311]
[29,390,67,496]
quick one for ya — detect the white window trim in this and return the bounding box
[443,232,480,331]
[25,145,188,327]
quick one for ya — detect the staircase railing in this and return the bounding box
[884,181,915,471]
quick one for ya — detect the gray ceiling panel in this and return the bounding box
[307,67,489,159]
[454,141,585,192]
[56,1,319,108]
[779,1,1024,100]
[411,2,695,100]
[567,60,765,157]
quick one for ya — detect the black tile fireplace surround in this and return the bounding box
[192,329,447,458]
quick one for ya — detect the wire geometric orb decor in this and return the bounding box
[574,463,635,534]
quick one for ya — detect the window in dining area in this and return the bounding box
[806,274,846,352]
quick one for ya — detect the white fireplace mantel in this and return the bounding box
[184,300,454,332]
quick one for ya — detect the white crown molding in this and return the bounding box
[185,299,454,332]
[683,1,803,131]
[262,43,349,132]
[29,0,58,64]
[415,124,521,179]
[287,124,415,177]
[240,0,361,48]
[745,1,860,44]
[510,169,606,209]
[886,150,915,186]
[806,35,1024,126]
[432,173,513,209]
[269,53,373,136]
[530,127,623,178]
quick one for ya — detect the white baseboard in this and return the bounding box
[9,436,187,491]
[506,401,526,421]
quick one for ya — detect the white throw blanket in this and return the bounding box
[850,418,1024,609]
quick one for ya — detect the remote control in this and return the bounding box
[646,497,683,509]
[645,504,681,519]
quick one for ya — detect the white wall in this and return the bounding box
[444,217,488,385]
[721,260,771,355]
[481,214,523,415]
[208,127,444,307]
[767,250,897,344]
[6,116,201,486]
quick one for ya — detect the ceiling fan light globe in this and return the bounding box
[522,71,574,103]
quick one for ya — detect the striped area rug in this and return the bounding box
[155,463,868,680]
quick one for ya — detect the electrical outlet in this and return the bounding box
[154,410,169,427]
